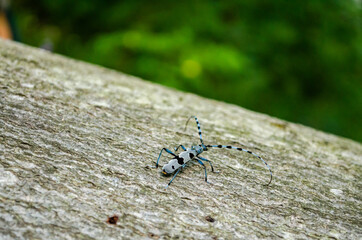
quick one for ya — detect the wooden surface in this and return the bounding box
[0,39,361,239]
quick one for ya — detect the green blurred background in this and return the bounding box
[8,0,362,142]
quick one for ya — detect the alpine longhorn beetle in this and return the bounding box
[151,116,273,188]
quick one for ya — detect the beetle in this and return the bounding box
[151,116,272,188]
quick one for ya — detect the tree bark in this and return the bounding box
[0,39,361,239]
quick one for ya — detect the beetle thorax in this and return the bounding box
[191,145,204,155]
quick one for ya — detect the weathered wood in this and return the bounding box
[0,39,361,239]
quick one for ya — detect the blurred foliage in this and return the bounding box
[11,0,362,142]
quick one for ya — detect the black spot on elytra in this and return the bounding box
[189,153,195,159]
[177,156,184,164]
